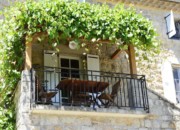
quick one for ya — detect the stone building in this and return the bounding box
[1,0,180,130]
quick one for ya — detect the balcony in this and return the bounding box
[30,66,149,112]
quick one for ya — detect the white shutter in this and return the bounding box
[165,11,176,38]
[44,50,59,105]
[87,54,100,81]
[162,61,176,103]
[44,50,58,67]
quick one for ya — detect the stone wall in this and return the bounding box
[135,7,180,96]
[134,8,180,103]
[32,42,130,74]
[15,70,180,130]
[15,70,35,130]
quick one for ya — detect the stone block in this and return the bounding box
[161,122,170,128]
[17,125,31,130]
[144,120,152,128]
[139,128,148,130]
[161,116,173,121]
[78,117,92,126]
[175,121,180,130]
[40,125,54,130]
[155,100,164,106]
[174,115,180,121]
[54,126,63,130]
[140,120,145,127]
[18,114,32,125]
[147,92,158,100]
[148,99,154,106]
[127,128,138,130]
[173,109,180,115]
[81,126,95,130]
[31,126,40,130]
[30,115,41,126]
[40,115,59,126]
[152,120,161,128]
[60,117,78,125]
[97,125,112,130]
[150,107,165,115]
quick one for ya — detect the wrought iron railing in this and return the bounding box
[31,66,149,112]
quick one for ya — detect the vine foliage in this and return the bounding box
[0,0,159,129]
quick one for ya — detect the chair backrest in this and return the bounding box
[35,76,45,93]
[111,80,121,97]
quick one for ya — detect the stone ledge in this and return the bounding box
[31,109,150,119]
[31,105,152,119]
[147,88,180,111]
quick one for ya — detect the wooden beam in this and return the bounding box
[111,49,129,59]
[111,49,121,59]
[125,50,129,55]
[24,41,32,70]
[128,45,137,75]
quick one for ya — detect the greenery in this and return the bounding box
[0,0,159,129]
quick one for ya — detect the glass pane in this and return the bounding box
[178,69,180,79]
[61,69,70,78]
[61,58,69,67]
[173,68,180,103]
[173,68,178,79]
[71,70,80,78]
[71,59,79,68]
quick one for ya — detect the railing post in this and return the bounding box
[24,39,32,70]
[128,45,137,75]
[140,76,149,113]
[128,78,135,108]
[144,76,149,113]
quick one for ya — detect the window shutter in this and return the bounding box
[162,61,176,103]
[87,54,100,81]
[44,50,59,105]
[165,11,176,38]
[44,50,58,67]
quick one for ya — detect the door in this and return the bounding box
[59,56,80,103]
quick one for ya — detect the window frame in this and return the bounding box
[172,64,180,103]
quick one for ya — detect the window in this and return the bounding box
[172,21,180,40]
[173,67,180,103]
[59,56,81,103]
[60,57,80,79]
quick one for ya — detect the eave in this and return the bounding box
[96,0,180,13]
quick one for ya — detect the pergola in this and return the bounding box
[24,33,137,74]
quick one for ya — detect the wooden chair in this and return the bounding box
[98,80,121,108]
[71,90,92,106]
[35,76,57,104]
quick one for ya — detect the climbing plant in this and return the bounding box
[0,0,159,129]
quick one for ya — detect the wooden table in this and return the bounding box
[56,79,109,93]
[56,78,109,108]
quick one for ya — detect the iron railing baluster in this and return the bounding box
[31,66,149,112]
